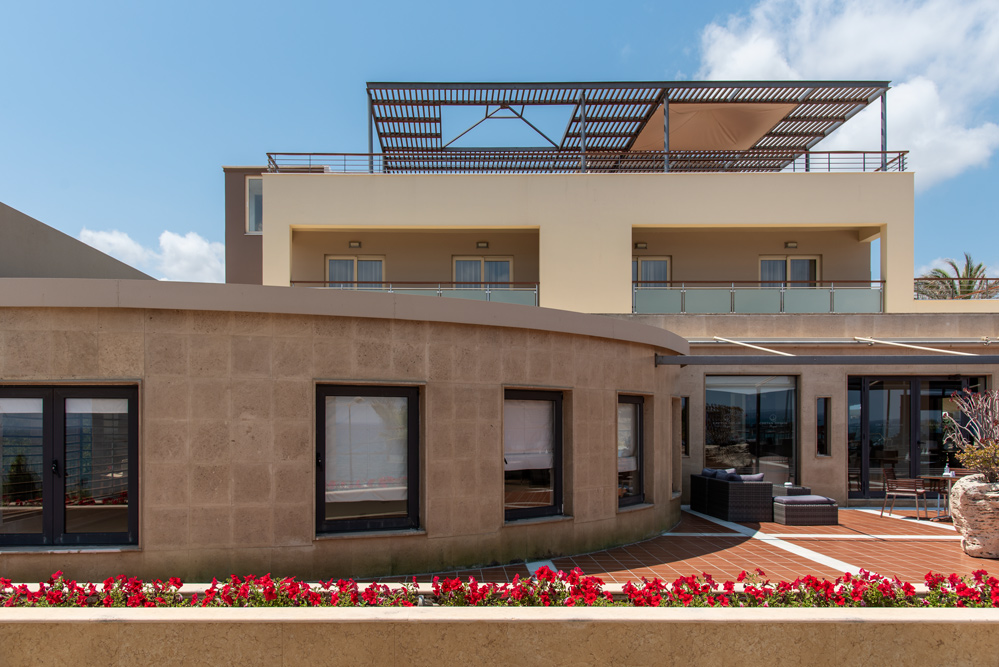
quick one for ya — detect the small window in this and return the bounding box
[817,397,831,456]
[325,256,384,289]
[246,177,263,234]
[504,389,562,521]
[617,395,644,507]
[632,256,671,288]
[760,256,820,288]
[453,257,512,288]
[316,386,419,533]
[680,396,689,457]
[0,386,138,547]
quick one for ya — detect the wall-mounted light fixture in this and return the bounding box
[634,242,648,250]
[784,241,798,249]
[349,241,362,249]
[476,241,489,249]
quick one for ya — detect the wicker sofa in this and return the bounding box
[690,473,774,522]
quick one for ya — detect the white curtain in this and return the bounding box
[325,396,408,501]
[503,399,553,471]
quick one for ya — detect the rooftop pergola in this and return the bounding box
[266,81,901,173]
[362,81,890,172]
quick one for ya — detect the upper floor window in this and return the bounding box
[617,395,644,507]
[0,386,138,547]
[504,389,562,521]
[453,257,512,288]
[316,385,420,533]
[246,177,263,234]
[633,256,670,287]
[760,256,820,288]
[326,255,384,289]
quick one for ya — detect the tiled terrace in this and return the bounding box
[387,509,985,586]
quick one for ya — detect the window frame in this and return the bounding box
[452,256,514,287]
[324,255,386,289]
[759,255,821,287]
[632,256,672,287]
[617,394,645,508]
[245,176,263,235]
[680,396,690,457]
[0,385,139,547]
[315,385,420,534]
[816,396,831,457]
[503,388,563,522]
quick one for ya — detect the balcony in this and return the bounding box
[633,281,884,314]
[267,150,907,175]
[291,281,539,307]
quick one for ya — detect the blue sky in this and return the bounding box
[1,0,997,281]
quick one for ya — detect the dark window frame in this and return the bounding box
[315,385,420,534]
[617,394,645,508]
[816,396,831,457]
[0,385,139,547]
[680,396,690,457]
[504,389,563,522]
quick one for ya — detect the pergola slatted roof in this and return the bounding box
[367,81,889,155]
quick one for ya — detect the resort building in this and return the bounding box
[2,81,996,582]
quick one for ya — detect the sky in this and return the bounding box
[1,0,997,282]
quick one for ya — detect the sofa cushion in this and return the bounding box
[701,468,719,478]
[723,472,744,482]
[774,494,836,505]
[740,473,765,482]
[724,468,736,474]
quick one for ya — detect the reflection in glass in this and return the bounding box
[920,380,965,477]
[867,380,911,494]
[680,396,689,456]
[816,397,831,456]
[705,376,796,483]
[64,398,130,534]
[0,398,44,535]
[504,399,554,510]
[617,402,639,501]
[325,396,408,521]
[848,379,863,493]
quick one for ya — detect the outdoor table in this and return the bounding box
[919,474,958,520]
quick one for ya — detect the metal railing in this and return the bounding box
[914,277,999,300]
[633,280,885,314]
[291,281,539,306]
[267,150,908,174]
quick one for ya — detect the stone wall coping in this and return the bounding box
[2,607,998,623]
[0,278,688,355]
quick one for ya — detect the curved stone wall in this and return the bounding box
[0,279,683,581]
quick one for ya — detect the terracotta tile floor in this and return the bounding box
[391,509,990,586]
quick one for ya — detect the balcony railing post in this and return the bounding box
[681,283,686,314]
[829,282,835,313]
[780,285,785,313]
[730,283,735,314]
[632,282,637,314]
[486,283,491,302]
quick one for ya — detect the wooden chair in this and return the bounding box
[881,478,929,520]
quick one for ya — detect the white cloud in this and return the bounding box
[698,0,999,190]
[80,228,225,282]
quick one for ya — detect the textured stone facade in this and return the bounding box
[0,281,684,582]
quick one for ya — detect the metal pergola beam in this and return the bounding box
[655,354,999,367]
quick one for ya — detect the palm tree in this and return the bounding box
[915,253,999,299]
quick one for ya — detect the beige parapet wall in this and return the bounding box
[2,608,997,665]
[260,171,915,313]
[0,279,684,582]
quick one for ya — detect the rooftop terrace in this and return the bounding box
[269,80,906,174]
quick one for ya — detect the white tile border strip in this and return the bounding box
[682,507,859,574]
[855,508,958,531]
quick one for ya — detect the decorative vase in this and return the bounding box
[950,473,999,559]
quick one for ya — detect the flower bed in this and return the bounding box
[3,567,998,608]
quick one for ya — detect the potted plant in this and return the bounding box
[943,389,999,559]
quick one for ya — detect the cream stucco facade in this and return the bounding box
[257,172,915,314]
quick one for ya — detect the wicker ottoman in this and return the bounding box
[773,495,838,525]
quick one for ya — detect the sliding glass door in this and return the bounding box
[848,376,982,498]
